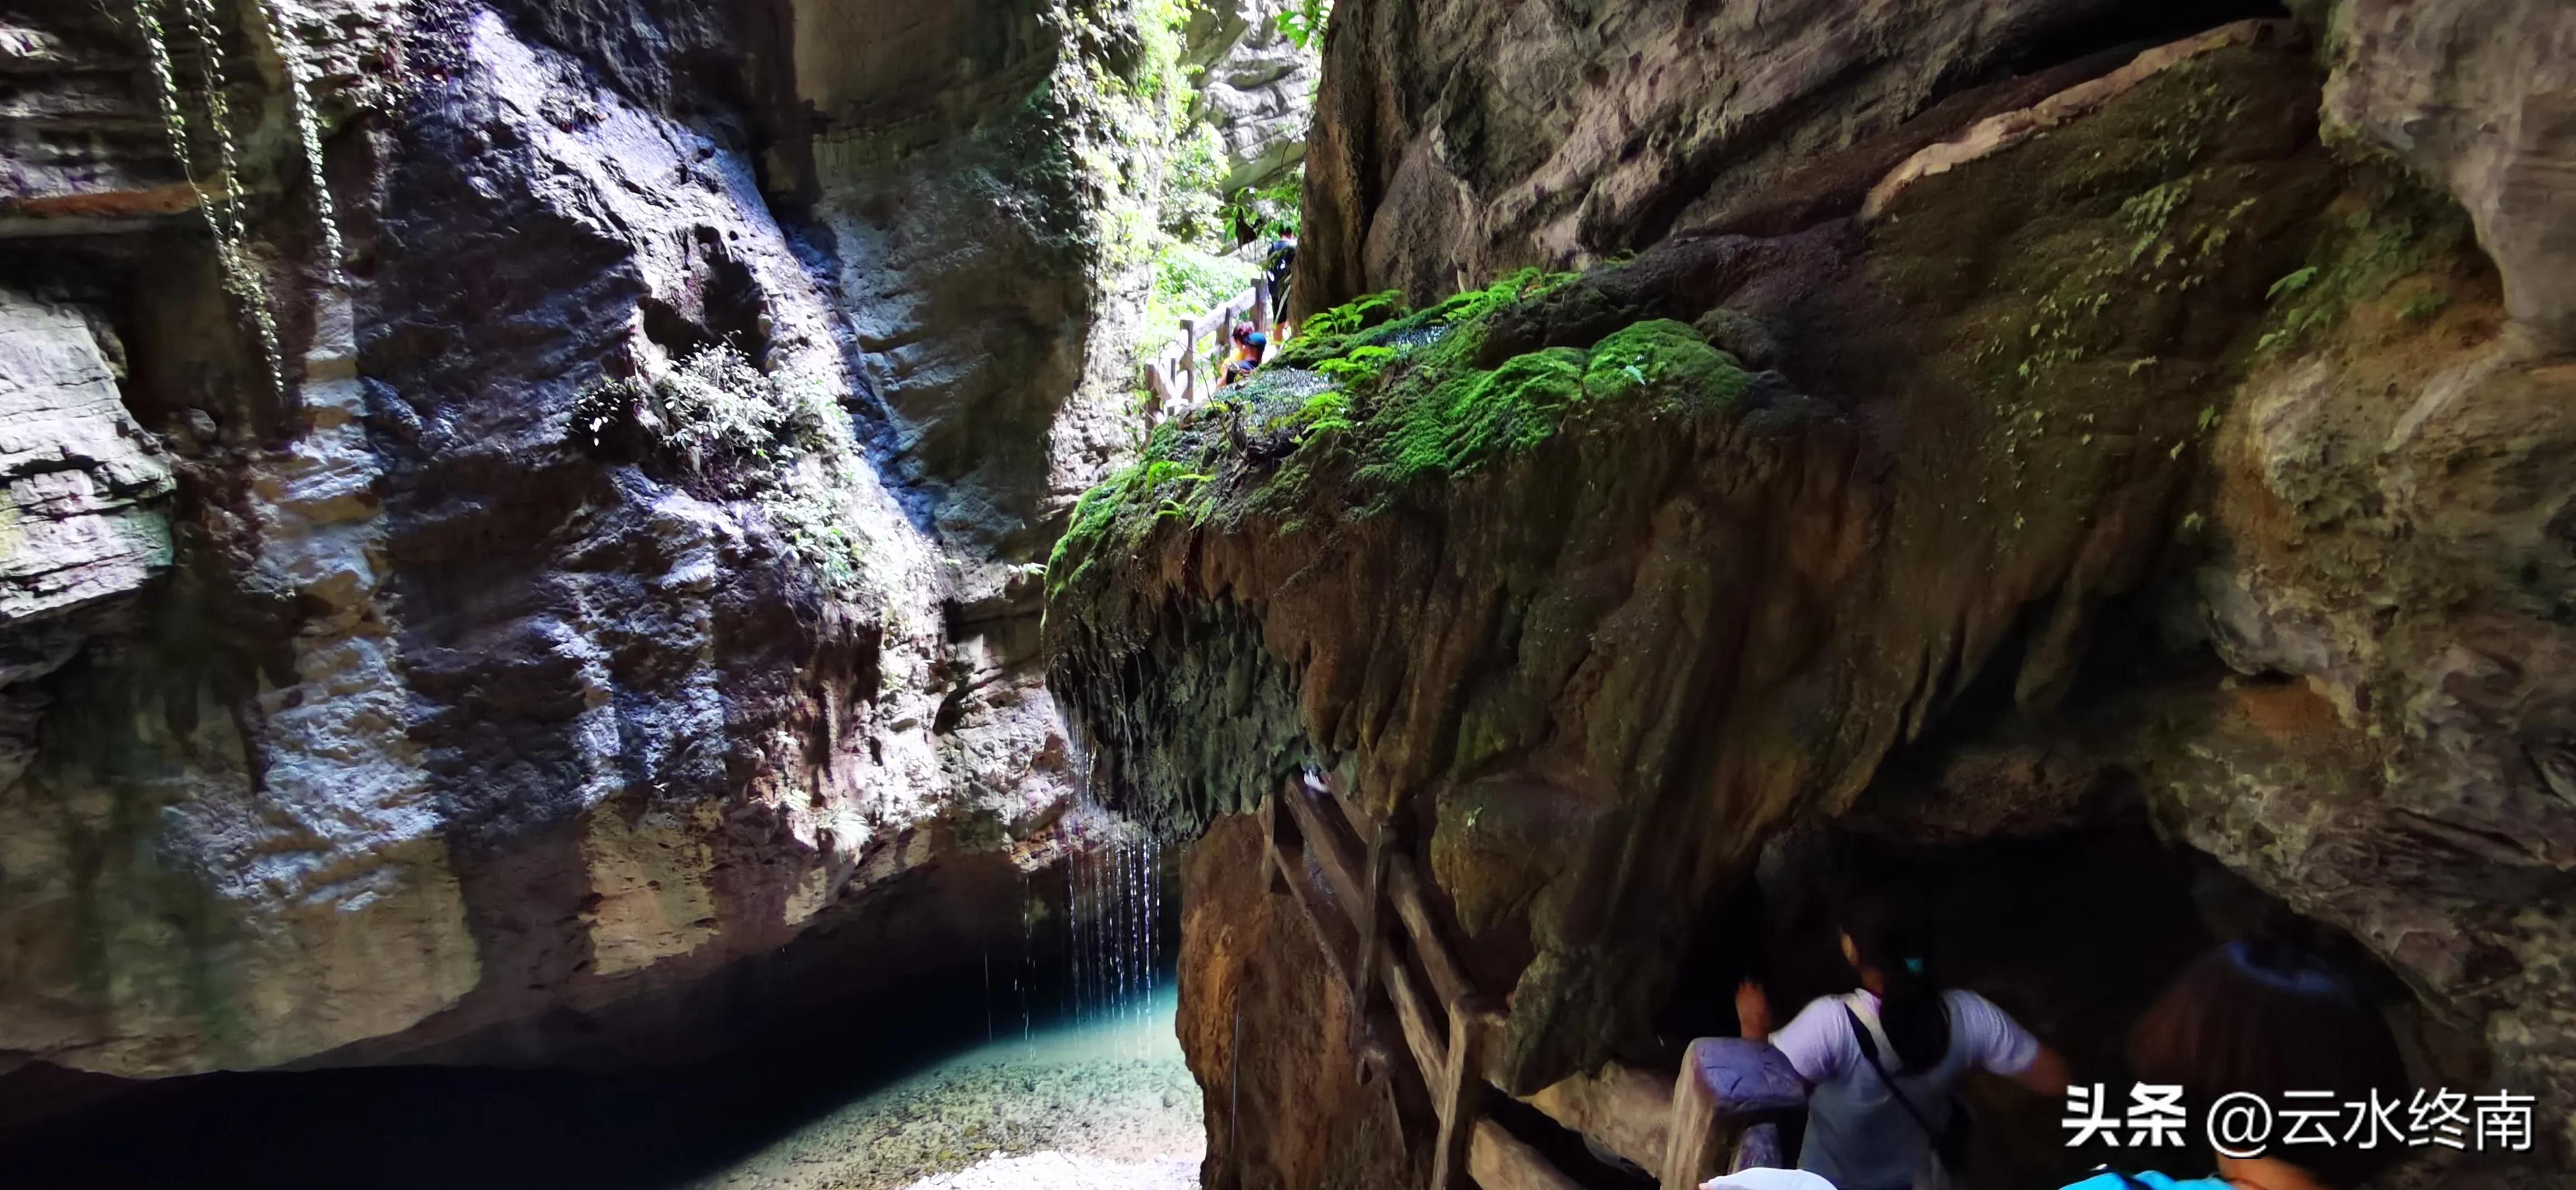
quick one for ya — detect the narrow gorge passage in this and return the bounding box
[1,820,1191,1190]
[3,0,2574,1188]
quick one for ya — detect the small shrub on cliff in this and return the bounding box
[1276,0,1332,50]
[579,346,871,593]
[1298,290,1404,339]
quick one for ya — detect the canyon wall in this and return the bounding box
[0,0,1305,1079]
[1049,4,2576,1183]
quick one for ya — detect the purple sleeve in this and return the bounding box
[1947,990,2041,1075]
[1767,997,1850,1083]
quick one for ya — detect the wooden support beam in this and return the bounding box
[1352,820,1391,1004]
[1384,855,1471,1010]
[1431,998,1495,1190]
[1468,1118,1585,1190]
[1384,949,1447,1083]
[1279,776,1365,906]
[1258,791,1287,896]
[1267,822,1358,991]
[1310,768,1368,832]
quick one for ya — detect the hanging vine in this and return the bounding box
[132,0,297,401]
[254,0,343,272]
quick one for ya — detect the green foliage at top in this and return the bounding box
[1221,167,1306,239]
[1277,0,1332,50]
[1146,240,1262,334]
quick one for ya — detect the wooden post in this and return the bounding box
[1432,998,1494,1190]
[1259,790,1288,896]
[1179,319,1199,405]
[1660,1037,1807,1188]
[1253,277,1274,343]
[1352,820,1391,1004]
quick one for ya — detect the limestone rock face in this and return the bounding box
[0,0,186,231]
[1293,0,2151,314]
[1051,13,2576,1176]
[2312,0,2576,351]
[0,290,171,626]
[0,286,172,864]
[1184,0,1319,192]
[0,0,1202,1079]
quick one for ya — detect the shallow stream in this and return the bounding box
[692,983,1201,1190]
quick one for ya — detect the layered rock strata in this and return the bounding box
[1048,17,2576,1181]
[0,0,1253,1079]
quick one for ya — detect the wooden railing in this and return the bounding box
[1256,772,1807,1189]
[1142,277,1275,415]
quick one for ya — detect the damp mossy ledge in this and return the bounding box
[1043,268,1762,609]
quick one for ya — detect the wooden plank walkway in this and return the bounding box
[1256,772,1807,1190]
[1142,277,1274,417]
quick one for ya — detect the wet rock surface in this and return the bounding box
[1052,14,2576,1182]
[0,0,1240,1083]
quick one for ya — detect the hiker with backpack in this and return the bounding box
[1736,887,2071,1190]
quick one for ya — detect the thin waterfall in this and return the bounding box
[1057,801,1166,1037]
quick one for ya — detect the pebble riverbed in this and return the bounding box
[689,984,1202,1190]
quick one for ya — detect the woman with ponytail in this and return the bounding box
[1737,886,2071,1190]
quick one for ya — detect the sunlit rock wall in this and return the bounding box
[0,0,1248,1078]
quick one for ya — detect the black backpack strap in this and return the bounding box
[1841,1003,1944,1146]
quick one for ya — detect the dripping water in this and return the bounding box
[1057,720,1170,1059]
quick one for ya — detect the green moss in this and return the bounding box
[1044,417,1231,602]
[1362,347,1589,484]
[2400,288,2451,323]
[577,346,873,592]
[1049,270,1728,608]
[1580,319,1750,409]
[1284,268,1579,368]
[2255,176,2478,353]
[1280,290,1405,367]
[1311,344,1396,390]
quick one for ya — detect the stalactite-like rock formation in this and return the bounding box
[1046,11,2576,1184]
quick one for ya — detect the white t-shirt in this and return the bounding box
[1770,988,2040,1084]
[1768,989,2042,1190]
